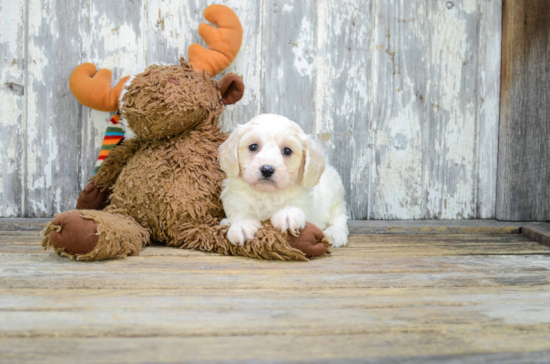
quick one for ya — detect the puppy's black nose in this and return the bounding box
[260,165,275,178]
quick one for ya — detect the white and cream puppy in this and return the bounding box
[218,114,349,247]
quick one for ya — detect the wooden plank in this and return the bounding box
[497,0,550,221]
[3,234,550,290]
[522,223,550,247]
[370,0,502,220]
[25,0,82,216]
[218,0,264,133]
[78,0,146,184]
[144,0,193,66]
[1,228,550,361]
[5,228,550,256]
[5,304,550,339]
[1,337,550,364]
[4,286,550,310]
[262,0,317,131]
[348,219,524,234]
[3,235,549,257]
[1,286,550,338]
[0,218,538,235]
[476,0,502,218]
[370,1,428,219]
[315,0,372,219]
[424,0,481,219]
[3,235,549,256]
[0,218,49,231]
[0,0,25,217]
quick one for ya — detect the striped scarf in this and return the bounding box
[93,112,125,175]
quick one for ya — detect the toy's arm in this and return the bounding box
[177,220,330,261]
[91,138,142,191]
[76,138,142,210]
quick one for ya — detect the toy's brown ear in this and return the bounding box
[217,74,244,105]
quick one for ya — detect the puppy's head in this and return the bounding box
[219,114,325,193]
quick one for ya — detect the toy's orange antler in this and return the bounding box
[69,63,130,112]
[188,4,243,77]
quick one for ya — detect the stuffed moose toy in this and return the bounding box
[42,5,329,261]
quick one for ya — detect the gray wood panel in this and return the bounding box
[0,0,25,217]
[315,0,372,219]
[78,0,145,186]
[370,0,501,220]
[262,0,317,132]
[24,0,82,216]
[0,0,503,219]
[370,1,428,219]
[497,0,550,221]
[476,0,502,218]
[218,0,264,132]
[424,0,481,219]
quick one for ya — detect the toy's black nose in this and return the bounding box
[260,165,275,178]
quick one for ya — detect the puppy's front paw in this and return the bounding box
[271,206,307,235]
[227,218,263,245]
[323,226,348,247]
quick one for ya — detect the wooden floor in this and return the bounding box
[2,223,550,363]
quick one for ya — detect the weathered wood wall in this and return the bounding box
[0,0,502,219]
[497,0,550,221]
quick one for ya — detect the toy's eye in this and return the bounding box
[282,148,292,156]
[249,144,259,152]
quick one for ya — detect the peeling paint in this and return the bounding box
[0,0,25,216]
[292,17,315,78]
[424,0,480,219]
[476,0,501,218]
[1,0,501,219]
[219,0,264,133]
[315,0,371,219]
[459,0,478,14]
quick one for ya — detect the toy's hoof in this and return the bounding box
[50,211,99,255]
[76,181,110,210]
[287,222,328,258]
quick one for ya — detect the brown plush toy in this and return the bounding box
[42,5,329,262]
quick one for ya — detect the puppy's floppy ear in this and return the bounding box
[302,136,325,188]
[218,124,246,177]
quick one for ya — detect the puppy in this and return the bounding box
[218,114,349,248]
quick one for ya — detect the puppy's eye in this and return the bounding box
[282,147,292,156]
[249,144,259,152]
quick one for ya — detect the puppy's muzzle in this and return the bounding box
[260,165,275,179]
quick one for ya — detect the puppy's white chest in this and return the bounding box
[246,190,311,222]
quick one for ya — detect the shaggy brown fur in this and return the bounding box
[42,60,329,261]
[123,61,224,141]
